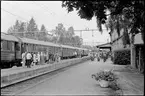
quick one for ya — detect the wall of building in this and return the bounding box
[111,28,130,52]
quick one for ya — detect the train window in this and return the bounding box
[29,44,32,51]
[28,44,31,52]
[35,45,38,51]
[7,41,12,50]
[1,41,13,51]
[33,44,35,51]
[2,41,8,50]
[30,44,32,51]
[24,43,27,52]
[38,45,40,51]
[11,42,14,51]
[31,44,33,51]
[43,46,45,52]
[15,43,20,51]
[1,40,3,50]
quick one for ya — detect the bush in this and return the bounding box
[113,49,130,65]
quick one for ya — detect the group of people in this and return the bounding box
[97,51,111,62]
[21,52,40,68]
[21,51,61,68]
[89,51,111,62]
[90,52,96,61]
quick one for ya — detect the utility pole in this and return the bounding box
[80,30,82,38]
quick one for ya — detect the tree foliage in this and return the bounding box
[62,0,144,42]
[7,20,26,37]
[7,18,53,42]
[26,17,39,39]
[39,24,49,41]
[52,23,82,47]
[67,26,75,37]
[122,28,130,47]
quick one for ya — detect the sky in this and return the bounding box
[1,1,110,46]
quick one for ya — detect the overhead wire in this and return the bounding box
[1,8,28,21]
[2,2,105,43]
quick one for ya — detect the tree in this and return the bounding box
[62,0,144,43]
[64,26,75,45]
[13,20,20,33]
[122,28,130,48]
[67,26,75,37]
[18,22,26,37]
[26,17,39,39]
[53,23,83,46]
[7,20,26,37]
[55,23,66,36]
[7,26,14,34]
[7,20,20,35]
[39,24,48,41]
[54,23,67,43]
[72,36,82,47]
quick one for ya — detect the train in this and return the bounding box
[1,32,89,68]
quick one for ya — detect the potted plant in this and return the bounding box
[92,70,118,88]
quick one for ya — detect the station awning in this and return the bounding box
[96,42,111,49]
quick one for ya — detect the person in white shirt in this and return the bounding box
[74,51,77,58]
[26,52,32,68]
[55,52,60,62]
[21,52,27,67]
[33,52,37,66]
[37,52,40,65]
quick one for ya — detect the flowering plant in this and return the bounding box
[92,70,118,81]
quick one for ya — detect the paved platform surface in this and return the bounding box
[1,58,144,95]
[1,58,77,76]
[1,57,90,88]
[15,58,116,95]
[114,65,144,95]
[13,58,143,95]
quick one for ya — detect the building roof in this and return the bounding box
[96,42,111,48]
[20,37,60,47]
[1,32,19,42]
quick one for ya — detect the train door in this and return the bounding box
[14,42,22,66]
[21,43,25,54]
[59,47,63,59]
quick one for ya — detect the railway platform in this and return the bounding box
[1,56,90,88]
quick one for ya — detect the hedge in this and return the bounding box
[113,49,130,65]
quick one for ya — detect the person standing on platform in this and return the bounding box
[26,52,32,68]
[45,52,49,63]
[40,52,44,64]
[55,52,60,62]
[58,53,61,62]
[74,51,77,58]
[21,52,27,67]
[33,52,37,66]
[37,52,40,65]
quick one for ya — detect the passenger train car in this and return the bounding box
[1,32,89,68]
